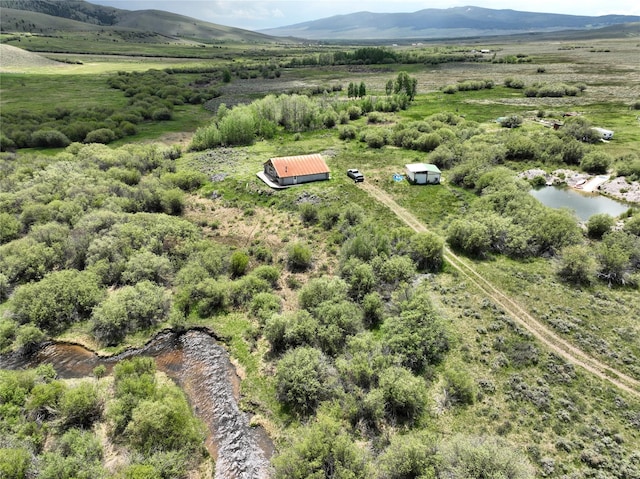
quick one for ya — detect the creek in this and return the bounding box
[530,185,630,221]
[0,329,274,479]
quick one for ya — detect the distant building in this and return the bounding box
[405,163,441,184]
[262,154,330,187]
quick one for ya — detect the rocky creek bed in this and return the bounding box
[0,328,273,479]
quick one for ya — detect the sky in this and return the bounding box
[90,0,640,31]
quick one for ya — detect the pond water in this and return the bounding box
[530,186,630,221]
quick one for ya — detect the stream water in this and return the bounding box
[0,329,274,479]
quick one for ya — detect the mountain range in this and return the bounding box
[261,6,640,40]
[1,0,639,41]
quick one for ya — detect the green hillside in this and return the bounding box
[0,0,284,44]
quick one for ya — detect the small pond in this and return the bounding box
[530,186,630,221]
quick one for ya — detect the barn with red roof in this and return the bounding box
[262,153,330,187]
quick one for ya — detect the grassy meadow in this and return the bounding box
[1,28,640,478]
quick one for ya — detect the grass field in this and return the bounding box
[2,29,640,478]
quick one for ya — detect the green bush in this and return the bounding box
[121,251,173,285]
[85,128,116,144]
[229,250,250,277]
[505,134,537,160]
[616,157,640,181]
[25,379,66,421]
[30,129,71,148]
[447,219,491,258]
[287,242,312,272]
[160,171,207,191]
[364,131,387,149]
[0,212,20,244]
[443,366,477,406]
[383,303,450,373]
[11,270,104,334]
[0,317,16,351]
[218,108,256,146]
[347,105,362,120]
[265,310,318,354]
[378,366,427,424]
[189,123,221,151]
[190,279,229,317]
[362,292,384,328]
[59,381,102,429]
[341,258,376,301]
[375,432,436,479]
[272,413,370,478]
[249,292,282,323]
[276,346,338,415]
[299,203,318,225]
[151,108,172,121]
[39,429,105,479]
[557,245,598,285]
[504,77,525,89]
[313,300,363,355]
[250,265,280,286]
[125,390,205,456]
[374,255,415,286]
[409,231,444,272]
[412,132,441,152]
[298,276,348,311]
[596,231,640,286]
[160,188,185,215]
[624,215,640,236]
[439,435,534,478]
[91,281,169,345]
[587,213,615,239]
[0,447,31,479]
[581,151,611,174]
[14,325,46,354]
[0,133,16,151]
[338,125,357,140]
[500,115,523,128]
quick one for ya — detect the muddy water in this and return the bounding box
[0,329,273,479]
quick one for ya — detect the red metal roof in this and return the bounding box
[267,154,329,178]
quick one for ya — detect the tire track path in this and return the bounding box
[360,182,640,398]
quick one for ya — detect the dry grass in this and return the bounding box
[0,44,70,72]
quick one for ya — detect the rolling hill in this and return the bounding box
[260,6,640,40]
[0,0,282,43]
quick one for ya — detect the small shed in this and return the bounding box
[405,163,441,185]
[263,154,330,187]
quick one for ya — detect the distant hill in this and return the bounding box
[0,0,283,43]
[260,6,640,40]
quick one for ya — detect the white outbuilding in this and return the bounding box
[405,163,441,185]
[592,127,614,140]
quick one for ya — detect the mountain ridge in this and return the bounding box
[259,6,640,39]
[2,1,639,41]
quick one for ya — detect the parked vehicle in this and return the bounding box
[347,168,364,182]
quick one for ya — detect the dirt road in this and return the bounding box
[360,182,640,398]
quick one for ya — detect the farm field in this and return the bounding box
[1,25,640,479]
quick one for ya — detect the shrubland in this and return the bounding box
[1,34,640,479]
[0,359,207,478]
